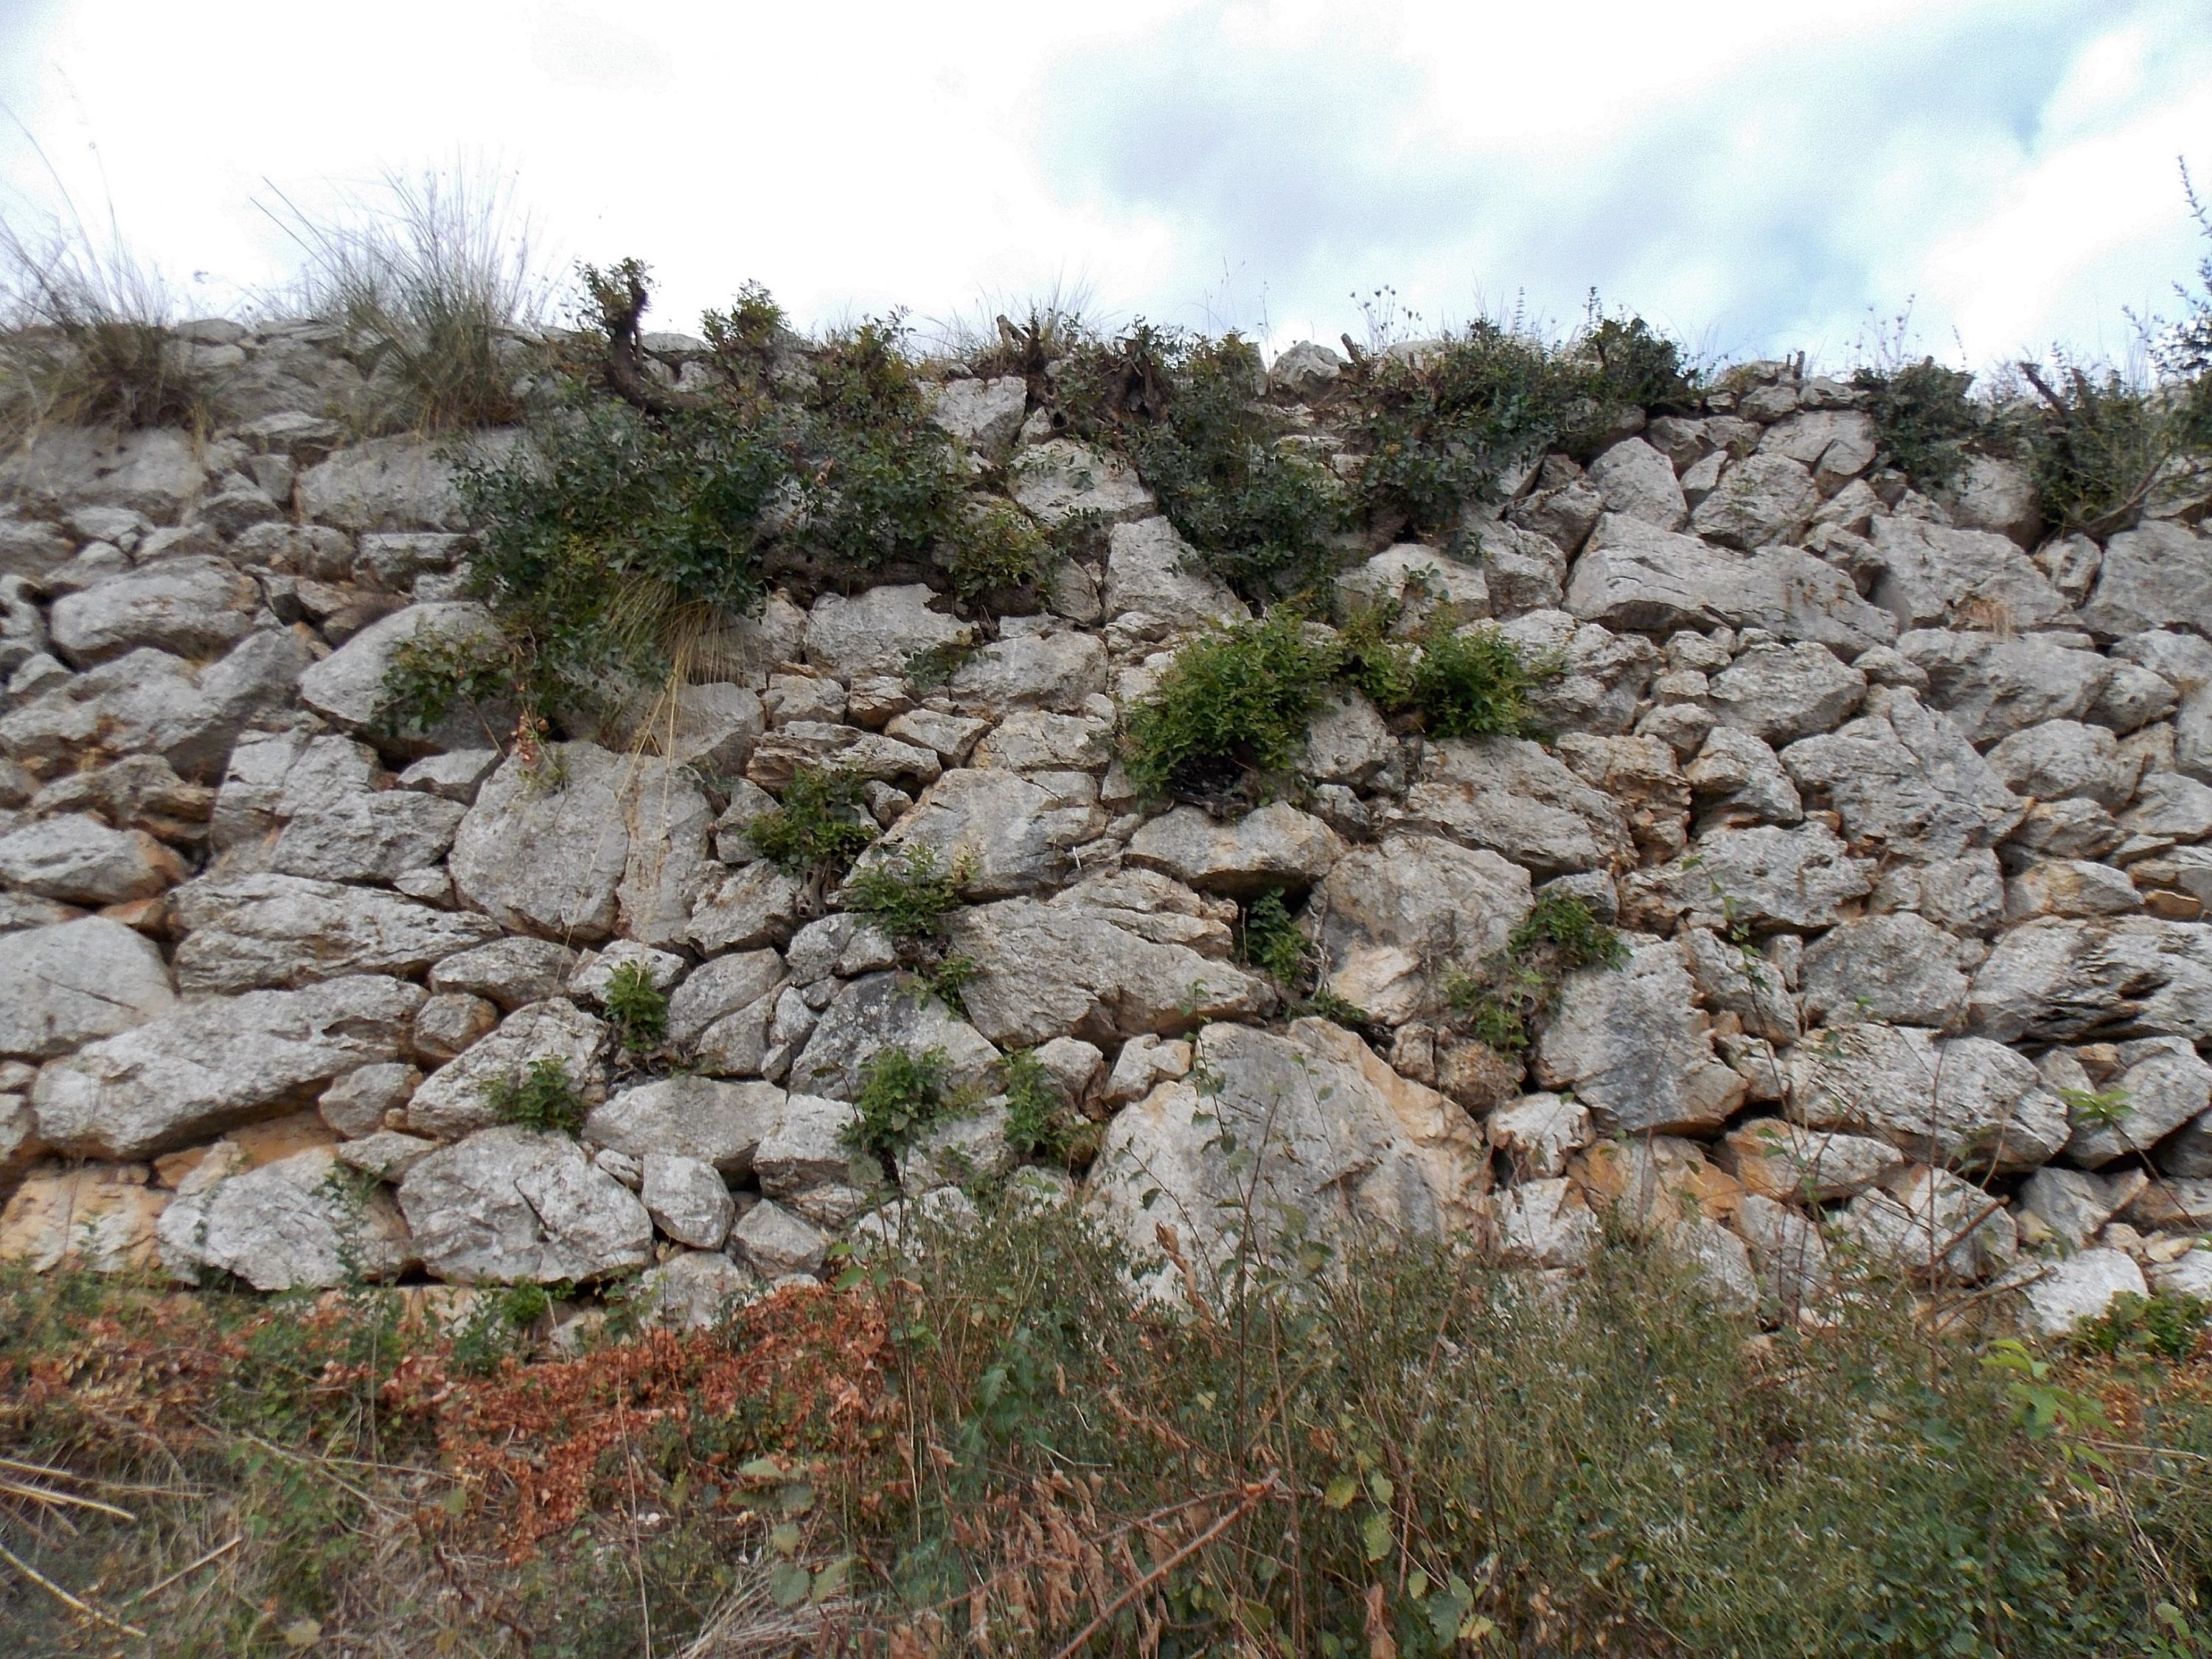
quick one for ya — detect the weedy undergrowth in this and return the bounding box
[483,1055,588,1135]
[1441,888,1628,1053]
[845,1045,967,1164]
[747,765,878,882]
[1119,611,1338,806]
[602,960,669,1055]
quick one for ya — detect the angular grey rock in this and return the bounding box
[2076,521,2212,639]
[1301,692,1395,785]
[2018,1165,2143,1247]
[1565,513,1739,632]
[729,1198,828,1279]
[1791,1023,2070,1171]
[806,583,968,682]
[1782,688,2023,860]
[1102,516,1248,637]
[1839,1164,2019,1284]
[641,1153,737,1248]
[296,435,471,532]
[1337,543,1491,625]
[1966,916,2212,1043]
[1587,437,1688,530]
[1986,720,2142,809]
[333,1128,437,1181]
[2065,1037,2212,1167]
[1009,439,1155,526]
[947,630,1107,713]
[1687,726,1804,827]
[687,861,805,953]
[2005,858,2143,921]
[667,950,785,1046]
[856,768,1101,900]
[1720,1119,1905,1201]
[1708,641,1865,745]
[2127,770,2212,843]
[1628,824,1873,931]
[754,1092,859,1200]
[635,1251,755,1329]
[397,1125,653,1284]
[1680,926,1801,1043]
[949,885,1271,1048]
[1127,802,1343,897]
[297,600,504,745]
[0,917,175,1060]
[582,1076,785,1175]
[1533,937,1746,1135]
[0,426,204,521]
[403,998,608,1139]
[1940,454,2041,545]
[319,1063,420,1137]
[428,937,580,1010]
[398,747,501,804]
[2089,661,2179,734]
[2023,1248,2147,1335]
[49,556,261,666]
[1088,1018,1488,1290]
[928,375,1028,457]
[1486,1093,1592,1178]
[1405,735,1631,877]
[790,972,1001,1100]
[1501,611,1658,735]
[33,975,422,1158]
[1868,517,2070,630]
[268,787,467,883]
[1690,452,1818,548]
[1267,340,1342,400]
[1302,833,1532,1026]
[1758,408,1877,488]
[1800,913,1969,1027]
[0,813,181,903]
[1470,518,1568,613]
[451,745,712,947]
[170,873,498,995]
[158,1146,411,1290]
[1897,629,2107,745]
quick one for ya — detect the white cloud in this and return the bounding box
[0,0,2204,372]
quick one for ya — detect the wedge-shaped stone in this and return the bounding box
[0,917,175,1060]
[398,1125,652,1284]
[1533,937,1745,1135]
[1790,1023,2069,1172]
[1404,736,1630,877]
[157,1145,412,1290]
[403,998,608,1139]
[1127,802,1343,897]
[1301,834,1531,1026]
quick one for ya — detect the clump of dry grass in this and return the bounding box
[267,163,557,433]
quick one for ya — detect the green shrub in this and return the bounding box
[1850,357,1989,493]
[847,1046,963,1161]
[2020,360,2188,536]
[844,844,967,941]
[1238,888,1308,987]
[602,961,669,1054]
[1060,325,1343,599]
[1442,888,1627,1052]
[2073,1288,2210,1362]
[938,501,1053,605]
[1338,597,1552,740]
[746,765,877,879]
[483,1056,588,1135]
[1584,310,1700,411]
[1121,611,1336,804]
[1001,1047,1071,1163]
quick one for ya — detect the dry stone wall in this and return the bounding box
[4,317,2212,1343]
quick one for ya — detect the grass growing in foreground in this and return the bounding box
[2,1207,2210,1656]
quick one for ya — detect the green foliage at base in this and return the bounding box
[1000,1047,1073,1164]
[745,765,877,880]
[844,845,967,941]
[1851,358,1989,492]
[602,961,669,1055]
[482,1056,588,1135]
[1121,611,1337,804]
[846,1045,963,1161]
[1442,888,1627,1052]
[2075,1289,2211,1362]
[1059,325,1344,600]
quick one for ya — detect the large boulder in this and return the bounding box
[32,975,424,1158]
[1781,688,2023,860]
[1626,824,1873,932]
[0,812,184,903]
[0,425,204,521]
[49,556,262,666]
[1587,437,1688,531]
[1127,802,1343,897]
[582,1076,785,1175]
[296,601,505,744]
[946,630,1108,713]
[1302,834,1533,1025]
[1985,720,2142,810]
[169,872,500,995]
[1690,453,1818,548]
[805,584,969,683]
[928,375,1028,458]
[1896,629,2107,746]
[853,768,1102,900]
[451,745,714,947]
[1102,516,1248,637]
[1087,1018,1487,1292]
[948,885,1271,1048]
[157,1145,412,1290]
[1800,912,1970,1027]
[296,435,472,532]
[1966,917,2212,1043]
[1839,1164,2019,1284]
[1791,1023,2070,1171]
[2076,521,2212,640]
[397,1125,653,1283]
[2064,1037,2212,1168]
[1404,736,1631,877]
[1706,641,1865,745]
[1011,440,1156,526]
[403,998,608,1139]
[1532,937,1746,1135]
[790,973,1002,1101]
[0,917,176,1060]
[1868,517,2071,630]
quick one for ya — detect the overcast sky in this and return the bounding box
[2,0,2208,372]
